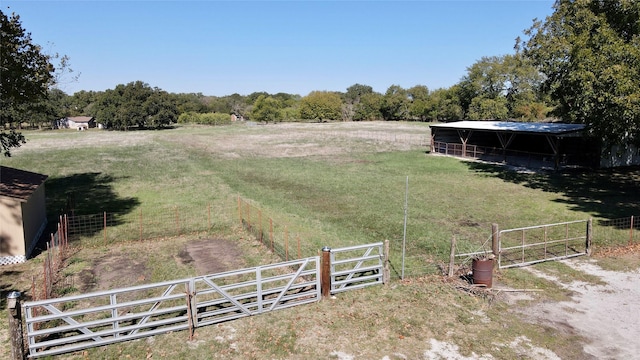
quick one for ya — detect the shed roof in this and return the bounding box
[0,166,48,202]
[429,121,585,135]
[67,116,94,123]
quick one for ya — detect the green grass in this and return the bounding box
[2,122,639,359]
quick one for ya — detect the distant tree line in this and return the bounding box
[2,0,640,152]
[22,61,552,131]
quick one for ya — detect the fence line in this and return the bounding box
[597,215,640,246]
[65,204,216,246]
[238,196,319,261]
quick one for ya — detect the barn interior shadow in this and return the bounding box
[464,161,640,222]
[39,172,139,249]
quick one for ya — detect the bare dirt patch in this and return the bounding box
[77,253,150,292]
[517,257,640,359]
[176,238,245,275]
[75,237,247,292]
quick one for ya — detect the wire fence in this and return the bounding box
[237,197,317,261]
[595,215,640,247]
[54,199,640,287]
[65,204,219,247]
[30,216,70,330]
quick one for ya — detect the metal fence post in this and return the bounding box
[7,291,25,360]
[383,239,390,284]
[586,218,593,256]
[321,247,331,298]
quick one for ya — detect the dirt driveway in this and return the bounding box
[520,257,640,359]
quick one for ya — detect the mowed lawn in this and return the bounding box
[2,121,639,359]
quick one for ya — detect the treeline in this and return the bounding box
[16,53,552,131]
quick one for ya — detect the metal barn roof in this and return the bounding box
[429,121,585,135]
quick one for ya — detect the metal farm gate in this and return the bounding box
[23,257,320,358]
[330,242,384,294]
[498,220,591,269]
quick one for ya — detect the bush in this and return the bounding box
[178,112,232,125]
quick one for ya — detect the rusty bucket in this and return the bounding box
[472,258,493,288]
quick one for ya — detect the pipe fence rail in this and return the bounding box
[23,256,322,358]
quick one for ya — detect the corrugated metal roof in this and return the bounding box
[429,121,585,134]
[0,166,48,202]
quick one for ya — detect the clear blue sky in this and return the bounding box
[4,0,555,97]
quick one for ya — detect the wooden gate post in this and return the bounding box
[321,247,331,298]
[7,291,25,360]
[491,223,500,268]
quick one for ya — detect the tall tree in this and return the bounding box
[407,85,430,121]
[343,83,374,121]
[523,0,640,145]
[0,11,54,155]
[299,91,342,121]
[353,92,383,121]
[250,95,282,123]
[381,85,409,120]
[92,81,176,130]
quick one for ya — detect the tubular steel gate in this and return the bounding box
[498,220,590,269]
[23,257,320,358]
[330,242,384,294]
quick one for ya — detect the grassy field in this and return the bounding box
[1,121,640,359]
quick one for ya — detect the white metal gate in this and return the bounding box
[330,242,384,294]
[499,220,590,269]
[23,256,320,358]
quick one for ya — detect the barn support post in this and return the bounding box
[321,247,331,298]
[7,291,25,360]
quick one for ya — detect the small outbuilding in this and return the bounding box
[56,116,96,130]
[429,121,599,169]
[0,166,49,265]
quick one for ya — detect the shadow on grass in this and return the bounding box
[42,172,139,244]
[464,162,640,221]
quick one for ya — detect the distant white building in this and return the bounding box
[56,116,96,130]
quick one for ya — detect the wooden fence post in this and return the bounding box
[383,239,390,285]
[491,223,499,259]
[321,247,331,298]
[448,235,456,277]
[7,291,25,360]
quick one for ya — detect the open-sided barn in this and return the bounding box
[0,166,48,265]
[429,121,599,170]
